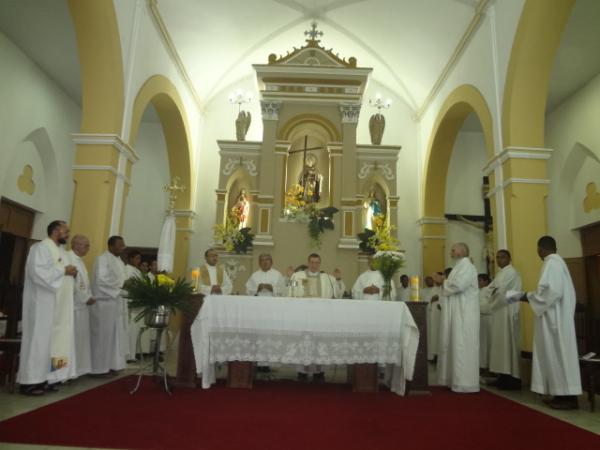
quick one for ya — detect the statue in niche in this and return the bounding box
[298,153,322,203]
[364,187,383,230]
[231,188,250,229]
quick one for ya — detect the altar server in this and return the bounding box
[397,274,409,301]
[488,250,522,390]
[246,253,286,297]
[124,250,144,359]
[18,220,78,395]
[198,248,233,296]
[69,235,95,377]
[90,235,128,376]
[521,236,581,409]
[434,243,480,393]
[478,273,492,370]
[352,254,396,300]
[427,273,443,361]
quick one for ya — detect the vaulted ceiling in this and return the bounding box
[1,0,599,120]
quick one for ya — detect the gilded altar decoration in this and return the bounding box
[583,182,600,213]
[283,183,338,247]
[213,216,254,254]
[17,165,35,195]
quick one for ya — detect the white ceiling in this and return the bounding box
[0,0,599,121]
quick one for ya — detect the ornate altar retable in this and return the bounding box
[190,295,420,396]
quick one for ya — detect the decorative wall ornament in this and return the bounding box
[368,93,392,145]
[358,162,394,180]
[229,89,252,141]
[339,103,361,123]
[583,182,600,213]
[223,258,248,281]
[17,165,35,195]
[222,158,258,176]
[260,101,282,121]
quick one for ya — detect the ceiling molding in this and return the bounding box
[415,0,491,121]
[146,0,206,115]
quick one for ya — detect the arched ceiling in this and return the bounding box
[158,0,479,113]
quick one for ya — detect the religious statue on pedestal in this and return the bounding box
[231,188,250,229]
[299,153,322,203]
[364,188,382,230]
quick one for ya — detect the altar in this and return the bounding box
[190,295,420,395]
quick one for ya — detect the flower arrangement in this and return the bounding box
[213,216,254,254]
[357,214,406,300]
[283,183,338,247]
[123,274,194,322]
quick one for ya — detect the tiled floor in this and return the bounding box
[1,362,598,450]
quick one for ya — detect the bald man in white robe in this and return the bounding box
[69,235,95,378]
[434,243,480,393]
[521,236,581,409]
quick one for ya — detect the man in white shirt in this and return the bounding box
[352,255,396,300]
[288,253,345,382]
[246,253,286,297]
[69,235,94,378]
[521,236,581,410]
[124,250,144,359]
[198,248,233,296]
[18,220,78,396]
[90,235,128,376]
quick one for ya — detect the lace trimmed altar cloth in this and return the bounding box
[191,295,420,395]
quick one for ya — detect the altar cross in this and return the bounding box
[304,21,323,42]
[164,176,185,214]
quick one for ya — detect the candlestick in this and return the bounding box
[410,276,420,302]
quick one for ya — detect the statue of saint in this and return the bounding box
[231,189,249,229]
[299,153,322,203]
[364,189,382,229]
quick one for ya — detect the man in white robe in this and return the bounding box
[246,253,287,372]
[433,243,480,393]
[397,274,409,301]
[521,236,581,409]
[352,255,396,300]
[198,248,233,296]
[478,273,492,370]
[421,276,435,303]
[17,220,78,395]
[124,250,146,359]
[427,273,443,361]
[289,253,345,381]
[246,253,286,297]
[90,235,128,376]
[69,235,94,378]
[488,249,522,390]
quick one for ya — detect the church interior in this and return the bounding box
[1,0,600,449]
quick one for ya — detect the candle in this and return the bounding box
[410,276,420,302]
[191,268,200,292]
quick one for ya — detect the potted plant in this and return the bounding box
[123,274,194,328]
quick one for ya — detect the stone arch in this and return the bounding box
[128,75,193,210]
[501,0,575,148]
[278,114,341,142]
[67,0,124,134]
[421,84,494,275]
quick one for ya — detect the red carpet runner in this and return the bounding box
[0,376,598,450]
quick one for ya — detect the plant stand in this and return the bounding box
[130,326,171,395]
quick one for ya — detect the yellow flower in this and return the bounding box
[157,274,175,287]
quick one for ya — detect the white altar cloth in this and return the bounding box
[191,295,420,395]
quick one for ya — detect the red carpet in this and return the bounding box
[0,377,598,450]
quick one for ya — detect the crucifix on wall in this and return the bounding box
[288,135,324,203]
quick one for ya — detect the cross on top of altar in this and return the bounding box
[304,21,323,43]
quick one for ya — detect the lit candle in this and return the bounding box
[191,268,200,292]
[410,276,420,302]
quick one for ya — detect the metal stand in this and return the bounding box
[130,326,171,395]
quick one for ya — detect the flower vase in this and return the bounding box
[382,278,393,301]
